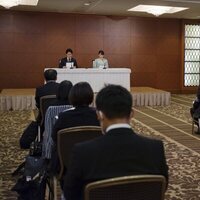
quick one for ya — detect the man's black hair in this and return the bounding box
[44,69,57,81]
[96,84,132,119]
[69,82,93,106]
[66,48,73,54]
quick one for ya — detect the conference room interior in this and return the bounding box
[0,0,200,199]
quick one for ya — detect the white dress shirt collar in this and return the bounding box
[106,123,131,133]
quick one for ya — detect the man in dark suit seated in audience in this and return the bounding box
[63,84,169,200]
[20,69,59,149]
[35,69,59,110]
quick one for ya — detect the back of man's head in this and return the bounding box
[96,85,132,119]
[44,69,57,81]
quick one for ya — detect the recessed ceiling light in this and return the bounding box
[84,2,91,6]
[0,0,39,9]
[127,4,188,16]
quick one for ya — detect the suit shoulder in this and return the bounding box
[73,134,104,153]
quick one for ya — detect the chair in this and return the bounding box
[84,175,166,200]
[57,126,102,180]
[51,126,101,200]
[39,95,57,126]
[192,117,199,134]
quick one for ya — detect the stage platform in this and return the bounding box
[0,89,35,111]
[0,87,170,111]
[131,87,170,106]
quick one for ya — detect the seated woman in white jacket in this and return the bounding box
[93,50,109,69]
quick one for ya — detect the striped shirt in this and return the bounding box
[42,105,72,159]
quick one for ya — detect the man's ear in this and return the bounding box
[130,108,134,119]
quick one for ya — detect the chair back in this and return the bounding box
[39,95,57,126]
[57,126,102,179]
[84,175,166,200]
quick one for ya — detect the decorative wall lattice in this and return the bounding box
[184,24,200,86]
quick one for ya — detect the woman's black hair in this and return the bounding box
[57,80,73,101]
[69,82,94,106]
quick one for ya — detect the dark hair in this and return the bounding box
[69,82,94,106]
[98,50,104,55]
[66,48,73,54]
[96,85,132,119]
[57,80,73,101]
[44,69,57,81]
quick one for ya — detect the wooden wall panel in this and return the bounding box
[0,10,183,92]
[107,54,131,68]
[75,36,103,54]
[132,72,156,87]
[0,32,14,52]
[104,17,131,36]
[156,72,180,91]
[104,36,130,54]
[132,18,158,37]
[131,37,158,55]
[76,15,104,36]
[131,55,157,73]
[45,33,75,54]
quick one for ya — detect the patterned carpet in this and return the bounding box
[0,95,200,199]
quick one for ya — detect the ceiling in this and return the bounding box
[1,0,200,19]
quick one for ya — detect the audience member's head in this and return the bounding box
[44,69,57,81]
[96,84,133,132]
[57,80,73,102]
[69,82,93,107]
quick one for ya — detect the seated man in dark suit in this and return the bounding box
[19,69,59,149]
[35,69,59,109]
[59,48,78,68]
[63,84,169,200]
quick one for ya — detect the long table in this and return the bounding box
[50,68,131,92]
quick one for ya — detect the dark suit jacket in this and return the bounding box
[35,81,59,109]
[63,128,168,200]
[59,57,78,68]
[52,106,100,143]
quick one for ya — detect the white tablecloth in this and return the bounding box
[47,68,131,92]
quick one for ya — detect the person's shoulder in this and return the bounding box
[60,57,67,62]
[138,133,163,148]
[94,58,100,62]
[36,84,45,92]
[58,107,75,116]
[54,82,59,86]
[130,130,162,144]
[73,134,103,152]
